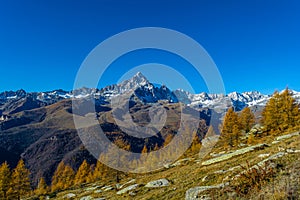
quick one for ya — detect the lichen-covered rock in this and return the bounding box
[201,175,208,182]
[118,179,136,189]
[145,178,170,188]
[202,143,269,166]
[85,185,101,191]
[116,184,139,195]
[64,193,76,199]
[272,140,280,144]
[101,185,113,191]
[185,183,229,200]
[257,152,286,166]
[286,149,300,153]
[276,132,299,141]
[80,196,93,200]
[258,153,270,158]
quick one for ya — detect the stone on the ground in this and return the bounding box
[286,149,300,153]
[116,184,139,195]
[258,152,286,166]
[272,140,280,144]
[185,183,229,200]
[80,196,93,200]
[276,132,299,141]
[258,153,270,158]
[202,175,208,182]
[210,151,226,158]
[101,185,113,191]
[145,178,170,188]
[85,185,101,191]
[202,143,269,166]
[164,163,171,169]
[129,191,136,196]
[118,179,136,189]
[64,193,76,199]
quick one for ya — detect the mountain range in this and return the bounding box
[0,72,299,186]
[1,72,299,117]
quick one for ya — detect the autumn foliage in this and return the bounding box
[261,89,300,134]
[0,160,31,200]
[221,89,299,147]
[221,107,255,147]
[51,161,75,192]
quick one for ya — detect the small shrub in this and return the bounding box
[232,161,275,195]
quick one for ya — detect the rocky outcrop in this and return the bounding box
[80,196,93,200]
[116,184,139,195]
[116,179,136,189]
[145,178,170,188]
[64,193,76,199]
[185,183,229,200]
[201,143,269,166]
[275,132,299,141]
[101,186,113,192]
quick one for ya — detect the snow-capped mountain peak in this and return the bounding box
[1,72,300,115]
[117,72,151,92]
[131,72,149,86]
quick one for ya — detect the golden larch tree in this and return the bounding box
[11,159,31,200]
[261,89,299,134]
[0,162,11,199]
[92,160,109,182]
[51,162,65,192]
[239,107,255,133]
[35,177,48,196]
[74,160,90,185]
[62,165,75,189]
[221,107,240,147]
[51,161,75,192]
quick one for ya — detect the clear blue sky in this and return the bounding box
[0,0,299,94]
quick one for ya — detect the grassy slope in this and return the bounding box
[43,129,300,200]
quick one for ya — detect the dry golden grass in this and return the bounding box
[39,130,300,200]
